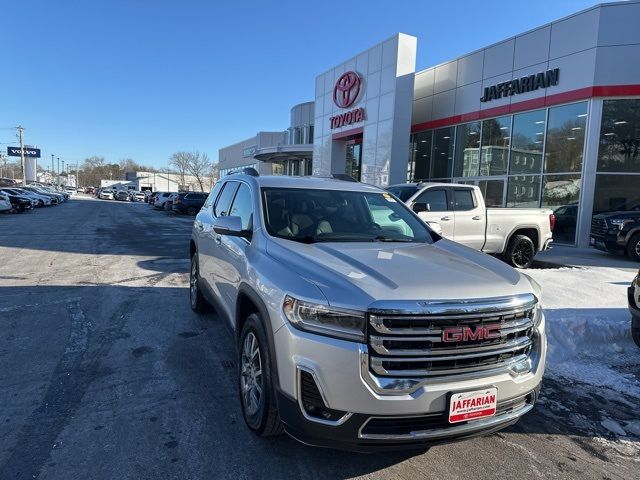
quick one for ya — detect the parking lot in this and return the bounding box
[0,196,638,480]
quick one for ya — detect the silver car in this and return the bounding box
[190,171,546,451]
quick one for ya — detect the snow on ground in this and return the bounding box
[523,265,640,398]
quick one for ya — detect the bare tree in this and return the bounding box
[169,152,190,188]
[170,151,211,191]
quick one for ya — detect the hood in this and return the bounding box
[595,211,640,220]
[266,237,532,309]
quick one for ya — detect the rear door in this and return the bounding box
[451,187,486,250]
[204,181,240,306]
[411,187,454,238]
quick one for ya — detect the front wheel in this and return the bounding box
[626,233,640,262]
[505,234,535,269]
[189,253,209,313]
[238,314,283,437]
[632,317,640,348]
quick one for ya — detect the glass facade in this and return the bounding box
[594,99,640,214]
[409,101,589,244]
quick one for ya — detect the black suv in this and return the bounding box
[590,202,640,261]
[172,192,208,215]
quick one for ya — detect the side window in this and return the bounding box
[213,182,239,217]
[453,189,477,211]
[204,182,223,209]
[415,189,448,211]
[228,183,253,230]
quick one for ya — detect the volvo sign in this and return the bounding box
[7,147,41,158]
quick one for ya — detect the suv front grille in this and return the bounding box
[591,217,608,236]
[367,296,536,378]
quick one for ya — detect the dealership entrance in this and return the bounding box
[345,139,362,181]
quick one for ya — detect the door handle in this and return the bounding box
[441,216,451,221]
[472,216,482,220]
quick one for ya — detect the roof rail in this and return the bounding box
[242,167,260,177]
[331,174,358,182]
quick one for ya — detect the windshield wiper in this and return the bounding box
[372,236,413,243]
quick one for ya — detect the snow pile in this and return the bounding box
[524,266,640,398]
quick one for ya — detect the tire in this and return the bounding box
[632,317,640,348]
[187,207,197,216]
[189,253,209,313]
[505,234,536,269]
[238,313,283,437]
[626,233,640,262]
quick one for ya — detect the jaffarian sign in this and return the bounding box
[7,147,41,158]
[480,68,559,102]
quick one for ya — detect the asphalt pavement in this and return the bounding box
[0,197,637,480]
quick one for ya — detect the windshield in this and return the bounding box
[262,187,433,243]
[386,185,419,202]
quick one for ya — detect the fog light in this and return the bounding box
[510,359,532,376]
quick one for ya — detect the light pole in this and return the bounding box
[51,154,54,185]
[57,157,60,187]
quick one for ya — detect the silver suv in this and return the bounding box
[189,171,546,451]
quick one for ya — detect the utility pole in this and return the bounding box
[0,153,5,178]
[51,154,54,185]
[62,160,65,186]
[16,126,25,186]
[76,161,79,188]
[57,157,60,188]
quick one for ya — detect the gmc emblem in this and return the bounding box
[442,324,501,342]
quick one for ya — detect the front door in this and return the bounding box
[345,143,362,181]
[411,187,454,238]
[451,187,486,250]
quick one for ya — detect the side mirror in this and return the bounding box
[426,221,443,236]
[213,216,251,239]
[412,202,429,213]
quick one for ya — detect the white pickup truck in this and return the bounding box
[386,182,555,268]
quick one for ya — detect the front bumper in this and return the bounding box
[273,313,546,450]
[590,233,624,254]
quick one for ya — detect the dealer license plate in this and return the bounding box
[448,388,497,424]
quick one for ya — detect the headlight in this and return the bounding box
[282,295,366,342]
[610,219,633,230]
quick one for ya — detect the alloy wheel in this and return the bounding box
[513,242,534,268]
[240,332,263,416]
[190,258,198,308]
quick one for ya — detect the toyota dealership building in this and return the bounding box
[219,1,640,247]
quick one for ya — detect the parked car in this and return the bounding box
[172,192,208,215]
[189,172,546,451]
[590,202,640,262]
[0,193,11,212]
[0,189,38,209]
[630,270,640,348]
[115,190,130,201]
[21,186,60,204]
[386,182,555,268]
[153,192,173,209]
[9,188,54,207]
[0,190,33,213]
[163,193,179,211]
[148,192,160,205]
[99,190,115,200]
[85,187,95,195]
[130,191,146,202]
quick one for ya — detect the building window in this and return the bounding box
[542,174,581,244]
[432,127,454,179]
[412,130,432,181]
[308,125,314,144]
[453,122,480,177]
[544,102,588,173]
[478,179,505,207]
[593,174,640,214]
[509,110,545,175]
[597,99,640,173]
[480,116,510,176]
[507,175,541,208]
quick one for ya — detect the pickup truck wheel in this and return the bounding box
[239,314,283,437]
[189,253,209,313]
[505,234,535,269]
[626,233,640,262]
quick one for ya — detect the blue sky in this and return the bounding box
[1,0,600,169]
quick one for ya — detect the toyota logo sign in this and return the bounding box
[333,71,361,109]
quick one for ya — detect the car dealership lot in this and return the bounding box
[0,197,638,480]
